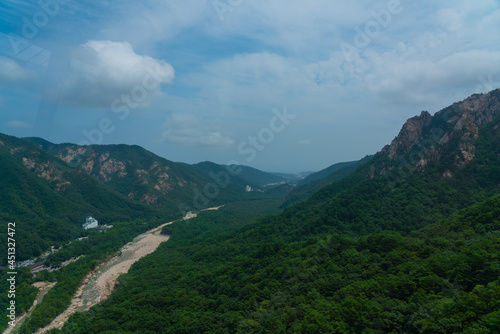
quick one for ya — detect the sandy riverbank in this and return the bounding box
[34,205,223,333]
[34,221,173,333]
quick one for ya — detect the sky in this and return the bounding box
[0,0,499,173]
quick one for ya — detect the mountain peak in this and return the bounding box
[374,89,500,178]
[381,110,432,159]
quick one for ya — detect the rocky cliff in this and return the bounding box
[372,89,500,178]
[34,143,201,206]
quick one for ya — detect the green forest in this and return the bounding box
[56,194,500,333]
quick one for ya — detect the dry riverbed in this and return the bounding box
[34,206,222,333]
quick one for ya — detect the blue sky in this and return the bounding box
[0,0,499,173]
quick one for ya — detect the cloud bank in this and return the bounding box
[61,40,174,108]
[160,114,235,148]
[0,56,36,83]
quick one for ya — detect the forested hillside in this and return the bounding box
[296,160,361,186]
[283,155,372,207]
[24,140,248,209]
[0,133,164,264]
[188,162,287,189]
[59,194,500,333]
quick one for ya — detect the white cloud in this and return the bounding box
[160,114,234,148]
[61,40,174,108]
[364,49,500,106]
[299,139,312,145]
[205,0,366,55]
[185,51,345,118]
[99,0,208,47]
[0,57,37,83]
[5,120,33,128]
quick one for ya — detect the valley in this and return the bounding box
[1,0,498,331]
[3,206,227,334]
[34,227,171,333]
[1,90,499,333]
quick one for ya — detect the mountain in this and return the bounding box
[0,133,162,263]
[22,140,255,211]
[189,162,287,188]
[282,89,500,236]
[296,160,361,186]
[285,89,500,208]
[272,171,315,184]
[369,90,500,179]
[58,90,500,333]
[283,156,373,206]
[235,165,287,188]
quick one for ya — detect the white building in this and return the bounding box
[83,216,99,230]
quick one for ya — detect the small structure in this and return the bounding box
[29,261,46,273]
[245,185,253,192]
[83,216,99,230]
[99,224,114,232]
[183,212,198,220]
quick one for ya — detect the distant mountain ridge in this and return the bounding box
[296,160,361,186]
[274,171,315,182]
[22,138,288,209]
[190,161,287,188]
[23,140,211,206]
[284,155,373,206]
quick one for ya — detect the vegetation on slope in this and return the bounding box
[0,133,168,264]
[58,193,500,333]
[0,218,167,333]
[283,155,372,207]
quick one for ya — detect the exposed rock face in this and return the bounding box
[21,157,69,188]
[99,158,127,182]
[374,89,500,177]
[57,146,89,164]
[51,144,194,205]
[381,111,432,160]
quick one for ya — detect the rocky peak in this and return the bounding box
[381,110,432,159]
[373,89,500,177]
